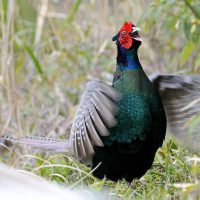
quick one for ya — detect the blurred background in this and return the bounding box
[0,0,199,199]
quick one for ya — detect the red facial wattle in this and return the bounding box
[119,22,133,49]
[118,22,142,49]
[119,34,133,49]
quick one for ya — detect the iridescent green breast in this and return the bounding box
[103,69,165,147]
[104,92,151,145]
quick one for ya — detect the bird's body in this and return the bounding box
[92,45,166,182]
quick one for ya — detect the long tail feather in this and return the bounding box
[1,136,71,153]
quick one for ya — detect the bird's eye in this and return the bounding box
[122,31,126,35]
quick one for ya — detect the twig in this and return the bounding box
[34,0,49,45]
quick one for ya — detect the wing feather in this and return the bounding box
[86,115,104,146]
[150,74,200,150]
[69,81,119,163]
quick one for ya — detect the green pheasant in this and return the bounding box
[91,22,166,181]
[2,22,200,182]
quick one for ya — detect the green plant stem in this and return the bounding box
[183,0,200,19]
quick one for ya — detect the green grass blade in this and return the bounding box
[64,0,82,26]
[24,45,44,75]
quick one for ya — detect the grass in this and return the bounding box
[1,139,200,199]
[0,0,200,199]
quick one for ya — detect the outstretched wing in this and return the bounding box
[150,74,200,150]
[69,81,120,163]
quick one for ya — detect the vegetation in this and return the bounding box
[0,0,199,199]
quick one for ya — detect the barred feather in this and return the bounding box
[2,136,70,153]
[69,81,120,163]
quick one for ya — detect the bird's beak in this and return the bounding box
[132,27,141,32]
[131,27,143,42]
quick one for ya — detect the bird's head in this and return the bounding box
[112,22,142,49]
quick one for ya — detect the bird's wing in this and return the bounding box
[1,81,119,162]
[150,74,200,150]
[69,81,120,163]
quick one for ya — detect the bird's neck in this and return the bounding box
[116,47,141,72]
[113,46,150,91]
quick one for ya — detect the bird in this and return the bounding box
[1,22,200,182]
